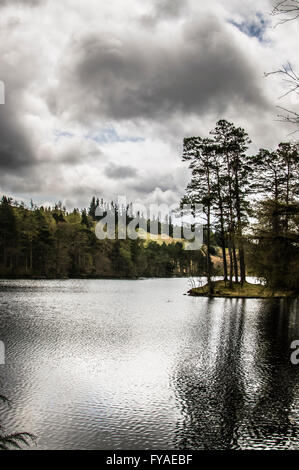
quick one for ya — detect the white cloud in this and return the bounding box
[0,0,297,209]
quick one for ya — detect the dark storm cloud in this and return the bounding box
[132,174,177,194]
[0,51,40,178]
[51,16,270,124]
[153,0,187,19]
[140,0,188,27]
[0,0,292,209]
[105,163,138,179]
[0,109,34,171]
[0,73,37,177]
[0,0,44,6]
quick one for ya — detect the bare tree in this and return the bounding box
[272,0,299,23]
[265,63,299,125]
[267,1,299,126]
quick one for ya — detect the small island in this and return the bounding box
[188,280,297,299]
[181,121,299,301]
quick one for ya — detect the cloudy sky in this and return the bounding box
[0,0,298,209]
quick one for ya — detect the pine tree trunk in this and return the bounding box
[234,161,246,285]
[238,245,246,285]
[228,238,233,288]
[219,209,228,282]
[221,238,227,282]
[226,154,236,286]
[235,204,246,285]
[30,243,33,270]
[206,165,213,296]
[207,207,212,295]
[232,241,239,283]
[215,168,228,282]
[3,234,7,268]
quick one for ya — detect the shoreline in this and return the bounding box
[188,280,297,299]
[0,275,194,281]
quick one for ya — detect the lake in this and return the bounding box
[0,278,299,450]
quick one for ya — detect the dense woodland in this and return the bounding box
[0,196,207,279]
[182,119,299,293]
[0,118,298,289]
[0,119,298,287]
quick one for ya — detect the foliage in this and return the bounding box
[0,197,206,279]
[0,394,36,450]
[182,122,299,294]
[189,280,295,298]
[248,142,299,291]
[182,120,252,289]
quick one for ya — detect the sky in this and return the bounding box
[0,0,298,210]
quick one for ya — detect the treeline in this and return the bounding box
[0,197,206,279]
[1,119,297,286]
[182,119,299,293]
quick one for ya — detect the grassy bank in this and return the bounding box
[188,280,297,299]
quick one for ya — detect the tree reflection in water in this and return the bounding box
[172,299,299,449]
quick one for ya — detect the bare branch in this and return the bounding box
[272,0,299,23]
[266,60,299,125]
[276,105,299,124]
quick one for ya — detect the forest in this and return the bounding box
[0,118,298,289]
[182,119,299,294]
[2,2,297,289]
[0,195,206,279]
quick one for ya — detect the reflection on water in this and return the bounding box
[0,279,298,450]
[173,298,299,449]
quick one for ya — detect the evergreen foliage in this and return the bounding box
[0,197,205,279]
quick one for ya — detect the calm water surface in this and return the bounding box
[0,278,299,450]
